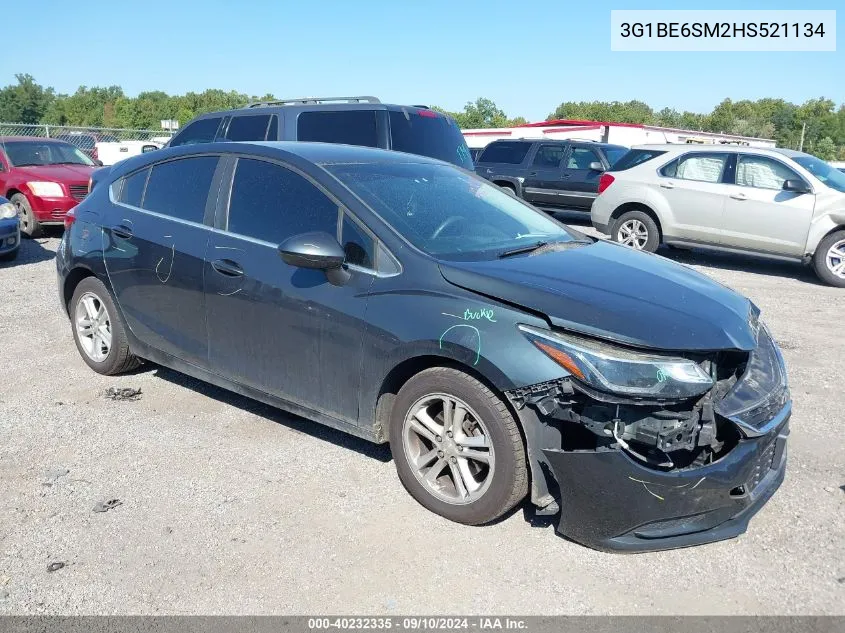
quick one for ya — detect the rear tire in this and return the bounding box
[11,193,41,238]
[70,277,140,375]
[812,230,845,288]
[389,367,527,525]
[611,210,660,253]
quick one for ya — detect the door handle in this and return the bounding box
[660,182,675,189]
[111,225,133,239]
[730,193,747,201]
[211,258,244,277]
[561,173,571,179]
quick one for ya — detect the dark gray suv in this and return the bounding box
[167,95,474,169]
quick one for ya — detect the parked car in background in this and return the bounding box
[53,131,118,163]
[166,95,474,169]
[96,139,163,166]
[0,196,20,261]
[0,137,97,236]
[474,139,628,212]
[591,145,845,286]
[58,140,790,552]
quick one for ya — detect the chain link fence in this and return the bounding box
[0,122,172,143]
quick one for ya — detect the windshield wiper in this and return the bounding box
[498,241,548,258]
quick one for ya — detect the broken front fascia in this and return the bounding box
[505,332,790,552]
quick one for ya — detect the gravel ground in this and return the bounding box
[0,224,843,615]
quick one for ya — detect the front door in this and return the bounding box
[656,152,732,244]
[559,145,605,210]
[522,143,569,208]
[204,156,374,424]
[103,155,221,366]
[720,154,815,257]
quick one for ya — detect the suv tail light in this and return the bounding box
[597,173,615,195]
[64,207,76,230]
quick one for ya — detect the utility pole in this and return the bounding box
[798,122,806,151]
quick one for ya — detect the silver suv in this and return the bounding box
[590,145,845,287]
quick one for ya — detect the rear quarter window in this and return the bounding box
[477,142,531,165]
[296,110,379,148]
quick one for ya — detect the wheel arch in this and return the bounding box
[609,202,664,241]
[61,266,98,316]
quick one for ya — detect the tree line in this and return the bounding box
[2,73,844,160]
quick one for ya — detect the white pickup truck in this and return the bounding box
[96,139,163,166]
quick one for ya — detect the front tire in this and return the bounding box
[612,210,660,253]
[11,193,41,238]
[70,277,140,375]
[389,367,527,525]
[812,230,845,287]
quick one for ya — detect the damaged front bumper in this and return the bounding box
[543,402,789,552]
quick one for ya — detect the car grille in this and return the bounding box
[69,185,88,201]
[747,439,777,492]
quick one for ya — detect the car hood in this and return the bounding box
[438,240,756,352]
[15,164,96,182]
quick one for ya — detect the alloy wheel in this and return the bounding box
[75,292,112,362]
[402,393,495,505]
[14,199,29,233]
[618,219,649,250]
[825,238,845,279]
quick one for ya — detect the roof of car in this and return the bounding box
[486,139,627,149]
[250,140,445,165]
[0,136,69,143]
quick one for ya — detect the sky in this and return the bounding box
[4,0,843,123]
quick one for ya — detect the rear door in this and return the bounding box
[559,144,606,210]
[522,143,568,207]
[204,155,375,424]
[721,153,814,256]
[103,155,223,366]
[655,152,732,244]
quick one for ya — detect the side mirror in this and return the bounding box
[783,179,810,194]
[588,161,605,172]
[94,159,104,166]
[279,231,345,270]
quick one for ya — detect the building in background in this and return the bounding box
[463,119,777,151]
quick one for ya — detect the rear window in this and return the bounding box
[297,110,379,148]
[226,115,272,141]
[388,110,473,170]
[610,149,667,171]
[477,142,531,165]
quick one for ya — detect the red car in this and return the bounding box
[0,137,98,237]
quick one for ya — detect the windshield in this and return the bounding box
[4,141,95,167]
[389,110,474,170]
[328,162,576,260]
[604,146,629,167]
[793,155,845,193]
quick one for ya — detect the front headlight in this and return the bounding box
[27,181,64,197]
[519,324,714,399]
[0,202,16,219]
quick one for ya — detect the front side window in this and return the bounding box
[662,153,729,183]
[532,144,567,168]
[297,111,379,148]
[736,155,800,190]
[226,158,338,244]
[169,117,223,147]
[118,168,150,207]
[226,115,272,142]
[3,141,94,166]
[567,147,600,170]
[327,162,576,260]
[341,213,375,268]
[142,156,218,223]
